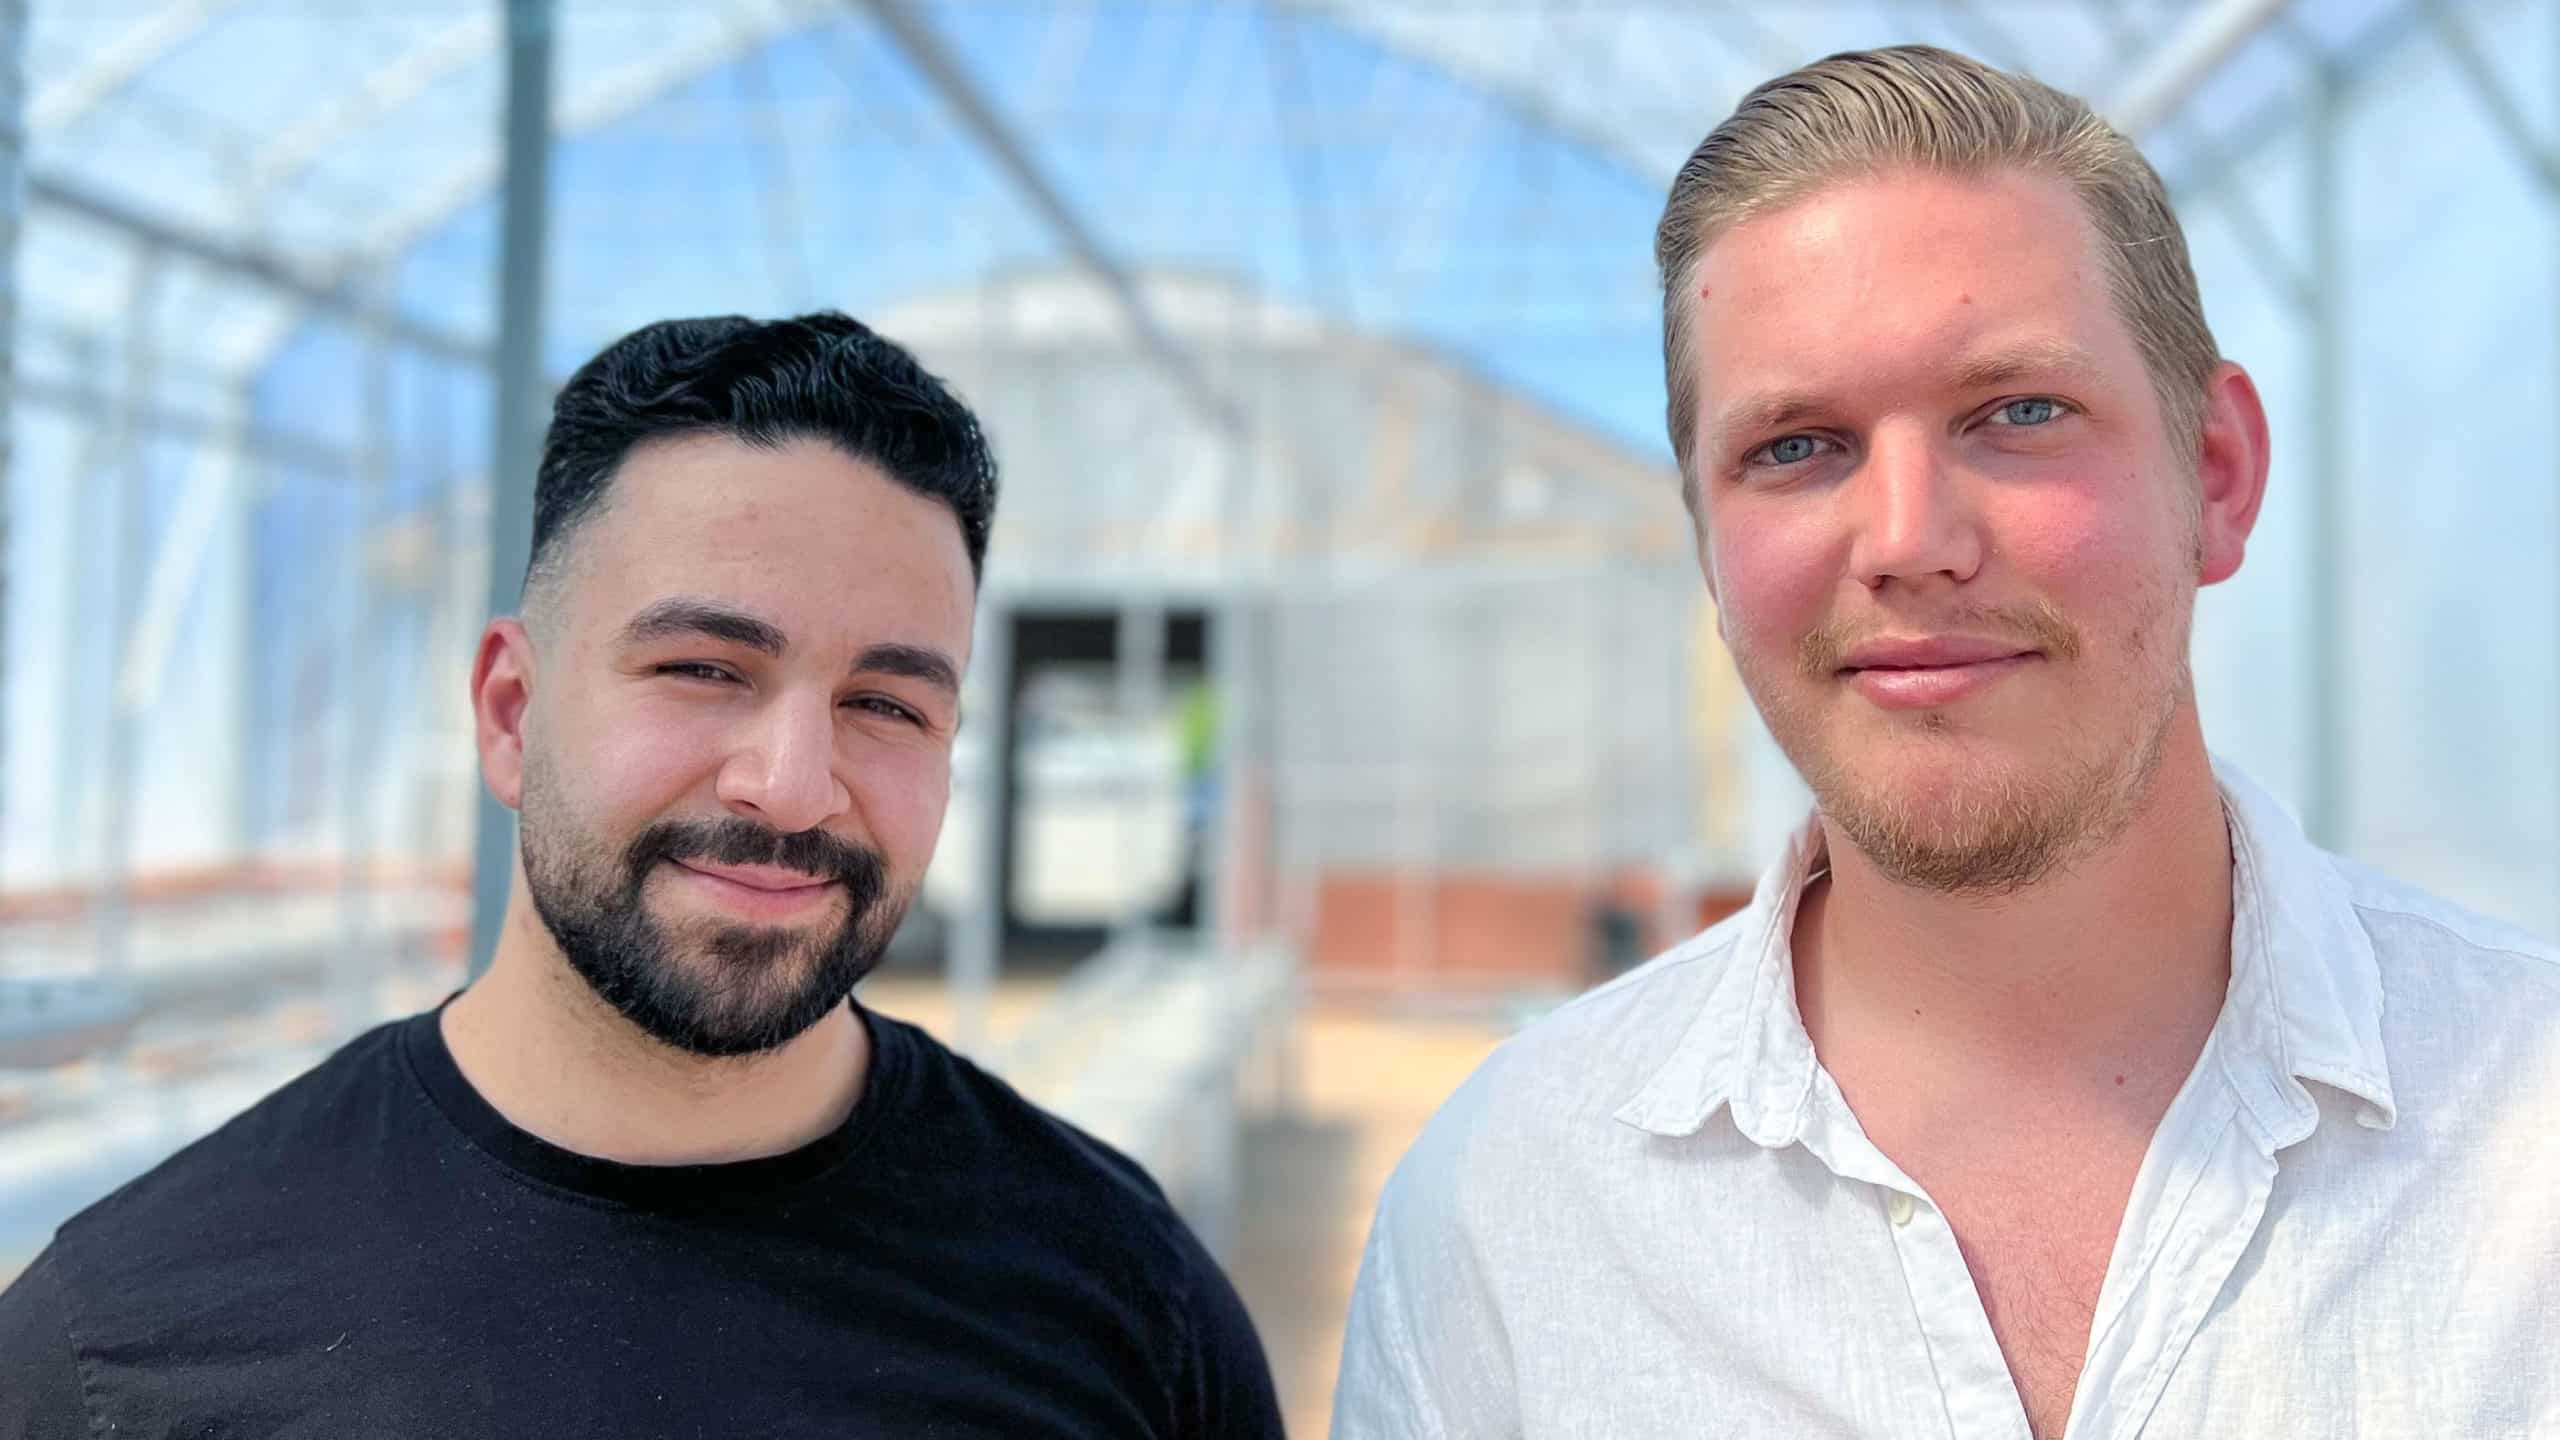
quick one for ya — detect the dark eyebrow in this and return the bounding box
[853,643,961,697]
[616,597,787,657]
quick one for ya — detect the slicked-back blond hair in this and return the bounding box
[1656,45,2219,507]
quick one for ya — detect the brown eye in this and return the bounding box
[846,696,924,727]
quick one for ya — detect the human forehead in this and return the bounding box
[565,433,975,658]
[1686,167,2133,393]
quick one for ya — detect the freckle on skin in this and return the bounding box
[1698,284,1712,300]
[2115,1075,2127,1086]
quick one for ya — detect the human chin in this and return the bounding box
[614,894,885,1058]
[1815,748,2086,893]
[531,818,897,1057]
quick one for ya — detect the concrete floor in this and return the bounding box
[1225,1009,1510,1437]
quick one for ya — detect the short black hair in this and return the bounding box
[526,311,997,601]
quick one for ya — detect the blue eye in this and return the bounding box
[1762,435,1821,466]
[1995,397,2062,426]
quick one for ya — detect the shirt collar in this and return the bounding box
[1615,756,2395,1147]
[2214,760,2397,1142]
[1611,816,1826,1146]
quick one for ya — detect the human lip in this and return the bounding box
[1838,636,2037,671]
[1836,636,2040,709]
[667,859,841,919]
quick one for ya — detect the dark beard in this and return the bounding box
[521,800,901,1059]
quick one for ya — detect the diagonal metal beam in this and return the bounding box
[848,0,1242,434]
[1288,0,1687,185]
[337,0,842,275]
[2202,178,2314,313]
[2104,0,2292,136]
[267,0,1672,385]
[28,0,242,131]
[17,373,358,472]
[1262,5,1354,325]
[2159,2,2427,199]
[26,168,489,365]
[2420,0,2560,197]
[240,13,496,214]
[1701,0,1804,77]
[2170,121,2314,311]
[1934,0,2031,74]
[2077,0,2150,55]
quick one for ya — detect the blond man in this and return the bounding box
[1335,46,2560,1440]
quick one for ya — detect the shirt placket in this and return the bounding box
[2066,1073,2280,1440]
[1878,1182,2038,1440]
[1796,1070,2033,1440]
[1812,1065,2285,1440]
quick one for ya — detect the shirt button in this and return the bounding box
[1887,1191,1916,1227]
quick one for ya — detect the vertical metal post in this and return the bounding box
[55,339,106,876]
[1207,285,1254,956]
[1113,597,1165,952]
[1206,596,1253,953]
[431,372,478,867]
[470,0,555,977]
[944,279,1006,1051]
[1392,586,1435,985]
[337,302,392,1037]
[418,370,459,866]
[1580,567,1604,894]
[98,254,164,987]
[222,392,259,861]
[2302,62,2346,852]
[948,602,1011,1055]
[0,0,19,888]
[2412,0,2560,933]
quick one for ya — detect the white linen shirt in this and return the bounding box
[1333,761,2560,1439]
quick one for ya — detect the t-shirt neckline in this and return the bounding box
[398,993,914,1209]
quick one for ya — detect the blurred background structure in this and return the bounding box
[4,0,2556,1429]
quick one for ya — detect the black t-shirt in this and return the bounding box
[0,1001,1283,1438]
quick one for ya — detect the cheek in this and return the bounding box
[846,748,953,873]
[1707,509,1838,661]
[570,696,729,826]
[1993,483,2172,608]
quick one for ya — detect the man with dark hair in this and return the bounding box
[0,312,1284,1438]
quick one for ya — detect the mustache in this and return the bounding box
[1796,599,2084,679]
[622,816,887,898]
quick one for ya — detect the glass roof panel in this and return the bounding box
[17,0,2400,422]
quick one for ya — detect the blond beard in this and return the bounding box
[1754,575,2195,898]
[1802,687,2180,896]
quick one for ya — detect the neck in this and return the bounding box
[1793,721,2233,1101]
[440,882,869,1166]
